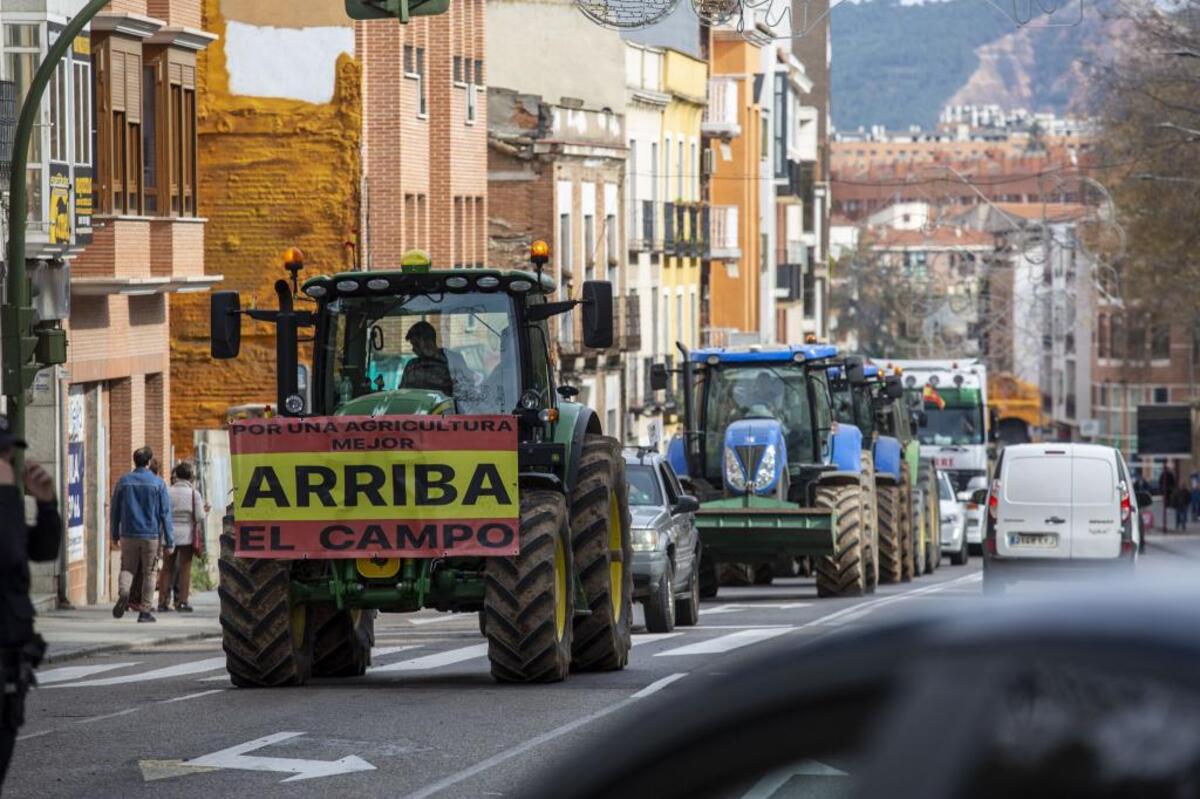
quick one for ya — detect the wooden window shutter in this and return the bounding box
[125,51,142,124]
[110,49,126,112]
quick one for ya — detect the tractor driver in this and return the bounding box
[400,321,471,397]
[742,371,784,417]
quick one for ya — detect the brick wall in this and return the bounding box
[151,219,205,278]
[104,0,149,16]
[170,0,361,455]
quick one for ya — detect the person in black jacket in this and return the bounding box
[0,415,60,789]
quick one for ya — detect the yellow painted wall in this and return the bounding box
[662,49,705,350]
[170,0,361,455]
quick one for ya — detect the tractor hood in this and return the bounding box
[722,418,788,496]
[336,388,454,417]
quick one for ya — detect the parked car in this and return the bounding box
[980,443,1147,594]
[938,470,968,565]
[625,448,702,632]
[958,474,989,554]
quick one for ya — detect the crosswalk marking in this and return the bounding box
[371,645,424,658]
[49,657,227,688]
[631,633,684,646]
[654,627,792,657]
[369,643,488,673]
[37,662,139,685]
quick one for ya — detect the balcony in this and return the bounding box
[775,262,803,302]
[663,202,675,253]
[702,78,740,138]
[708,205,740,260]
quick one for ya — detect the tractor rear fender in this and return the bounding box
[829,424,863,473]
[815,470,863,489]
[872,435,903,482]
[553,400,602,496]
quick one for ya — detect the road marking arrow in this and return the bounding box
[185,732,376,783]
[700,603,810,616]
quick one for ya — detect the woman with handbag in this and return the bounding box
[157,462,206,613]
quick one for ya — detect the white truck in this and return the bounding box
[891,359,992,494]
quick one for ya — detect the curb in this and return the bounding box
[42,629,221,665]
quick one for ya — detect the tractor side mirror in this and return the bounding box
[211,291,242,359]
[581,280,614,349]
[650,363,669,391]
[845,356,866,385]
[672,495,701,515]
[884,374,903,400]
[971,488,989,505]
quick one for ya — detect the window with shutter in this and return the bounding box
[95,35,145,215]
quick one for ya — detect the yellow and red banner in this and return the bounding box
[230,416,519,559]
[922,384,946,410]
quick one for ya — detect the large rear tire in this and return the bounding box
[484,490,574,683]
[569,436,633,672]
[218,533,310,687]
[815,484,866,598]
[310,606,374,678]
[918,460,939,574]
[675,554,701,626]
[899,462,915,582]
[859,452,879,594]
[699,554,719,599]
[877,483,903,583]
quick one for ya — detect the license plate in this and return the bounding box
[936,457,955,468]
[1011,533,1057,548]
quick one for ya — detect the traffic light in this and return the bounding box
[344,0,450,21]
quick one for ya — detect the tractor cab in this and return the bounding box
[659,344,856,503]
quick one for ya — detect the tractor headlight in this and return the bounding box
[631,528,659,552]
[753,444,777,490]
[724,447,747,491]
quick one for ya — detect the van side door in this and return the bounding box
[1069,451,1122,559]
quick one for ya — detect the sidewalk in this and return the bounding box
[35,590,220,664]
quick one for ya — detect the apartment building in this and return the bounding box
[0,0,217,606]
[622,40,705,444]
[486,0,633,441]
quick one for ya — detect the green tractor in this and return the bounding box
[208,247,633,684]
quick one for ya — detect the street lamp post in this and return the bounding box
[3,0,109,471]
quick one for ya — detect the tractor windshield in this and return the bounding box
[831,380,876,438]
[701,364,814,478]
[908,386,985,446]
[324,291,520,414]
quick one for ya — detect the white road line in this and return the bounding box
[655,627,793,657]
[160,689,225,704]
[372,645,424,658]
[49,657,227,688]
[631,672,688,698]
[197,675,230,683]
[369,643,488,673]
[75,707,139,725]
[408,616,474,626]
[16,729,54,742]
[631,633,684,646]
[692,624,793,630]
[36,662,139,685]
[401,696,641,799]
[822,573,981,628]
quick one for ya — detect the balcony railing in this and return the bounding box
[702,78,740,137]
[708,204,739,259]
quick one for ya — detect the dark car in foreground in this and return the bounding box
[625,448,701,633]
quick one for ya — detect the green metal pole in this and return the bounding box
[3,0,109,470]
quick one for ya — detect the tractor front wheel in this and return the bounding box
[217,533,311,687]
[815,484,866,598]
[484,490,574,683]
[569,436,634,672]
[876,482,903,584]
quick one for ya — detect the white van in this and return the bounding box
[981,443,1142,593]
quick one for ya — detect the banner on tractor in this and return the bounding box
[229,415,519,558]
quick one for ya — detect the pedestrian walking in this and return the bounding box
[1172,485,1191,532]
[158,463,206,613]
[1160,465,1178,532]
[110,447,173,623]
[0,415,60,789]
[1190,471,1200,522]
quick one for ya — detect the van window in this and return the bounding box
[1072,457,1117,506]
[1004,456,1070,504]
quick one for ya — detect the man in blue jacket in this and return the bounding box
[110,447,173,623]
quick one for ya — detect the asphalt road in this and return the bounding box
[7,536,1199,799]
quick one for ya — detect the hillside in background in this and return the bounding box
[830,0,1112,131]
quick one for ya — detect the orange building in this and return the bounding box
[704,29,769,339]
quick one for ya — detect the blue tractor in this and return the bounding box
[653,344,879,599]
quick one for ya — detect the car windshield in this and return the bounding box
[702,364,814,477]
[627,465,664,506]
[909,387,985,445]
[325,291,519,414]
